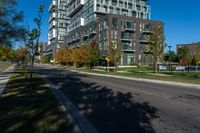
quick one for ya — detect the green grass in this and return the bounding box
[123,72,200,84]
[0,66,73,133]
[56,64,200,84]
[86,68,200,85]
[0,62,11,72]
[116,66,153,72]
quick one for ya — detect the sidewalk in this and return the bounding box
[0,65,15,95]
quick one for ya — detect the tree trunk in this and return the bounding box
[30,56,34,96]
[107,61,110,72]
[154,61,158,73]
[188,63,190,74]
[89,63,91,71]
[25,61,28,79]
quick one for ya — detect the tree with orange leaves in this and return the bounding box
[71,47,82,67]
[55,48,71,64]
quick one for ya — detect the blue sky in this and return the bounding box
[17,0,51,44]
[17,0,200,51]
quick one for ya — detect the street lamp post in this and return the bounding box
[168,45,172,73]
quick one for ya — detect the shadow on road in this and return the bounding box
[49,73,159,133]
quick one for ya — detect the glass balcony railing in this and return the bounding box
[143,28,152,33]
[68,0,85,17]
[139,37,149,43]
[122,44,135,51]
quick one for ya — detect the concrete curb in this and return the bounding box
[41,76,99,133]
[69,70,200,89]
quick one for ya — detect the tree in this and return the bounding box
[71,47,82,67]
[55,48,71,64]
[14,46,29,66]
[79,45,89,64]
[0,0,24,47]
[0,46,14,61]
[85,41,101,68]
[177,46,189,65]
[26,5,44,95]
[148,25,165,73]
[41,55,50,64]
[109,40,121,68]
[195,42,200,65]
[164,51,179,63]
[191,56,197,66]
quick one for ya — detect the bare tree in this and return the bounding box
[27,5,44,95]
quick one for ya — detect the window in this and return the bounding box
[127,54,135,65]
[112,18,118,27]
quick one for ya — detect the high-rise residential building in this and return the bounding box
[49,0,164,66]
[67,0,151,33]
[48,0,69,58]
[65,0,163,66]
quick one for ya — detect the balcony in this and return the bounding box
[121,35,133,41]
[89,31,97,36]
[122,45,135,52]
[143,28,152,34]
[121,38,133,41]
[122,27,135,32]
[49,21,56,30]
[74,37,81,42]
[49,13,56,22]
[48,0,56,12]
[142,45,152,54]
[122,47,135,52]
[139,38,149,44]
[68,0,85,17]
[83,34,89,40]
[139,35,150,44]
[95,6,108,14]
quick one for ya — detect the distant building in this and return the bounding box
[36,42,48,61]
[177,42,200,57]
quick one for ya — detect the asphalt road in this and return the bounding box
[35,64,200,133]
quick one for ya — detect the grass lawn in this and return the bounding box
[116,72,200,84]
[85,68,200,85]
[0,66,73,133]
[0,62,11,72]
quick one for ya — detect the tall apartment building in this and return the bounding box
[49,0,164,66]
[48,0,69,58]
[67,0,151,32]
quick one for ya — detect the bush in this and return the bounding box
[42,55,50,64]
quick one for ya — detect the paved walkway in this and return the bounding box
[0,65,15,95]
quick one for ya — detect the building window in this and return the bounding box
[112,18,118,27]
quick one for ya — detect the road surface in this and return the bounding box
[35,64,200,133]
